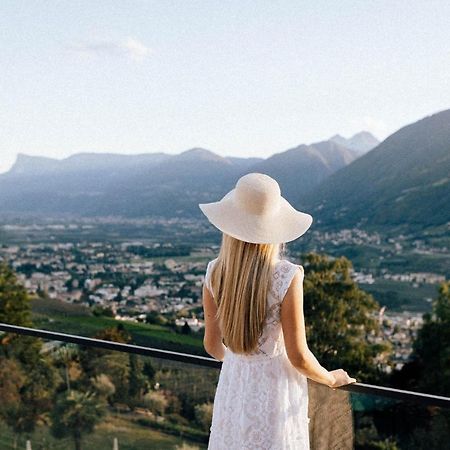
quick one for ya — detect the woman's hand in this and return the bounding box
[327,369,357,389]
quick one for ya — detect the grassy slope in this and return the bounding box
[0,414,206,450]
[31,297,206,356]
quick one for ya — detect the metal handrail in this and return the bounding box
[1,322,449,409]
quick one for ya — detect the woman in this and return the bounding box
[199,172,356,449]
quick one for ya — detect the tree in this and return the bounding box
[0,261,33,330]
[0,261,41,366]
[90,374,116,401]
[143,359,156,385]
[0,358,27,449]
[0,262,57,445]
[143,390,168,416]
[146,310,167,325]
[181,320,191,335]
[7,357,56,437]
[53,344,79,392]
[395,281,450,396]
[91,305,114,317]
[50,390,107,450]
[128,353,146,407]
[78,326,132,404]
[194,401,213,432]
[301,253,391,382]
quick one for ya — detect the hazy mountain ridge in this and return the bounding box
[0,114,447,233]
[329,131,380,155]
[0,134,369,217]
[249,140,359,201]
[6,132,378,177]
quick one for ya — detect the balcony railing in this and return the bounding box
[1,322,449,450]
[1,323,448,408]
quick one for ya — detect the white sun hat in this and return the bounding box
[198,172,313,244]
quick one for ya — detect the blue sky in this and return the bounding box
[1,1,450,173]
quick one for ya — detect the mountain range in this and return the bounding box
[1,109,449,233]
[0,132,376,219]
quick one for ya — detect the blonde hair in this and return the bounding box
[209,233,284,354]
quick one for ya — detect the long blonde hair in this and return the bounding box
[209,233,284,354]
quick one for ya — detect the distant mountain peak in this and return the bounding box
[177,147,227,162]
[9,153,60,175]
[14,152,51,163]
[352,130,378,139]
[329,131,380,154]
[180,147,213,155]
[330,134,343,139]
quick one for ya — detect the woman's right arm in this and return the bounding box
[280,269,356,388]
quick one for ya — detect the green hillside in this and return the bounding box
[304,109,450,230]
[31,297,206,356]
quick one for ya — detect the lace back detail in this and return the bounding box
[252,259,303,357]
[272,259,304,304]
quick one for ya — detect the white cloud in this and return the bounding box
[122,37,151,62]
[67,36,152,62]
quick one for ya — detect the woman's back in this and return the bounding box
[205,256,304,359]
[205,256,310,449]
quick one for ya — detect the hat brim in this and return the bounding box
[198,189,313,244]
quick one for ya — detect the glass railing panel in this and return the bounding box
[308,381,449,450]
[0,335,215,450]
[0,330,448,450]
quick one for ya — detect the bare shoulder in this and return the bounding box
[279,262,308,365]
[280,274,303,318]
[286,264,304,293]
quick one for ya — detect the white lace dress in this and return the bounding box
[204,258,310,450]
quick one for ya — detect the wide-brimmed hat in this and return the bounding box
[198,172,313,244]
